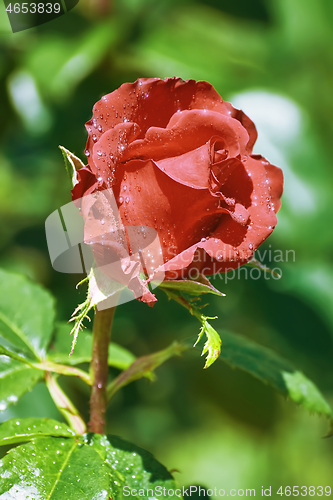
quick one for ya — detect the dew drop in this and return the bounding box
[97,150,103,157]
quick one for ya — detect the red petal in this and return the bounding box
[85,78,234,167]
[124,109,248,162]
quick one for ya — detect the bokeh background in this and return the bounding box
[1,0,333,492]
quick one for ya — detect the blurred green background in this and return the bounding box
[1,0,333,492]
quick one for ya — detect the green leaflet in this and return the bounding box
[0,356,42,412]
[0,418,75,446]
[282,371,332,418]
[162,284,222,368]
[0,434,178,499]
[216,330,333,421]
[0,269,55,360]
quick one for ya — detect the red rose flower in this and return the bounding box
[72,77,283,305]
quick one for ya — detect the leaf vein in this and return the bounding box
[47,440,78,499]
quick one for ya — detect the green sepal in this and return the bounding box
[59,145,85,188]
[159,274,225,297]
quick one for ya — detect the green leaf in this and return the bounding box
[0,418,75,446]
[0,434,178,499]
[282,371,333,418]
[0,269,55,360]
[159,275,225,297]
[107,342,185,401]
[59,146,85,188]
[216,330,332,420]
[0,356,42,412]
[48,322,135,370]
[194,318,222,369]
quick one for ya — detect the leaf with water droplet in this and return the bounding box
[0,356,42,411]
[0,418,75,446]
[0,434,178,499]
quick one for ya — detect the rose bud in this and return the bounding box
[72,77,283,306]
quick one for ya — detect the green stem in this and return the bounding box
[89,307,116,434]
[0,345,91,385]
[45,372,86,435]
[37,361,91,385]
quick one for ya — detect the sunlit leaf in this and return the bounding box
[0,356,42,412]
[0,434,178,499]
[216,330,332,420]
[0,418,75,446]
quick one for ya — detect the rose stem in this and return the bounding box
[88,306,116,434]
